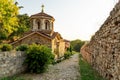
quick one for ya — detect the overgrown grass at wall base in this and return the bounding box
[24,44,54,73]
[79,54,106,80]
[0,76,25,80]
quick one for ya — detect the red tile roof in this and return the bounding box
[30,12,54,20]
[10,31,62,45]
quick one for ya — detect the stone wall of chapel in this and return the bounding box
[51,37,65,59]
[58,40,65,57]
[12,33,51,48]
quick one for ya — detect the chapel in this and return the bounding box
[11,5,68,59]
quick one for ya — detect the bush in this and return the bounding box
[0,32,7,40]
[0,44,13,51]
[16,44,28,51]
[64,51,72,59]
[67,45,72,52]
[24,44,54,73]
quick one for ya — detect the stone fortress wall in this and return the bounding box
[81,1,120,80]
[0,51,26,78]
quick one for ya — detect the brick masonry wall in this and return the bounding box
[80,42,92,64]
[81,1,120,80]
[0,51,26,78]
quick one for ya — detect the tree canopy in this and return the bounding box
[9,14,30,41]
[71,39,85,52]
[16,14,30,36]
[0,0,19,40]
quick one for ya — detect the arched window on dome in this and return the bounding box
[36,19,41,30]
[45,20,50,30]
[38,21,41,30]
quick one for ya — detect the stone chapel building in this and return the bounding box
[11,5,67,59]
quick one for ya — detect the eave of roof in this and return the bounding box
[30,12,54,19]
[10,31,52,45]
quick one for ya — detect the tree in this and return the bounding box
[71,39,85,52]
[16,14,30,35]
[0,0,19,40]
[9,14,30,41]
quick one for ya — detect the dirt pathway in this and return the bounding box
[21,53,80,80]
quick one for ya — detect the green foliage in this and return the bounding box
[0,32,7,40]
[71,39,85,52]
[64,51,72,59]
[0,0,19,40]
[16,44,28,51]
[0,76,25,80]
[0,44,12,51]
[9,14,30,41]
[67,45,72,52]
[24,44,54,73]
[79,54,106,80]
[64,46,75,59]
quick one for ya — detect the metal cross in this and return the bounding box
[41,5,44,13]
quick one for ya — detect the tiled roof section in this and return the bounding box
[64,39,70,42]
[10,31,61,44]
[51,32,58,39]
[39,31,62,39]
[37,31,59,39]
[31,12,54,19]
[37,31,52,38]
[39,30,53,34]
[23,30,59,38]
[23,31,52,38]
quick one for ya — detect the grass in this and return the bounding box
[0,76,25,80]
[79,54,106,80]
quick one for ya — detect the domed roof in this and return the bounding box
[30,12,54,19]
[31,5,54,20]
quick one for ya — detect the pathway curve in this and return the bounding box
[21,53,80,80]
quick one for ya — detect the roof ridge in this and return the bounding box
[31,12,54,19]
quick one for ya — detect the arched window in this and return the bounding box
[38,22,40,29]
[36,19,41,30]
[45,22,47,30]
[45,20,50,30]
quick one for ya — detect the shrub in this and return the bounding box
[16,44,28,51]
[67,45,72,52]
[0,44,13,51]
[24,44,54,73]
[0,32,7,40]
[64,51,72,59]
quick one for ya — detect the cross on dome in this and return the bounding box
[41,4,44,13]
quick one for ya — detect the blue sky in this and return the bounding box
[16,0,118,40]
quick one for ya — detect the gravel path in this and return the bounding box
[21,53,80,80]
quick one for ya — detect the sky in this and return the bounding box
[16,0,118,41]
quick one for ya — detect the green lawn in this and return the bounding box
[79,54,106,80]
